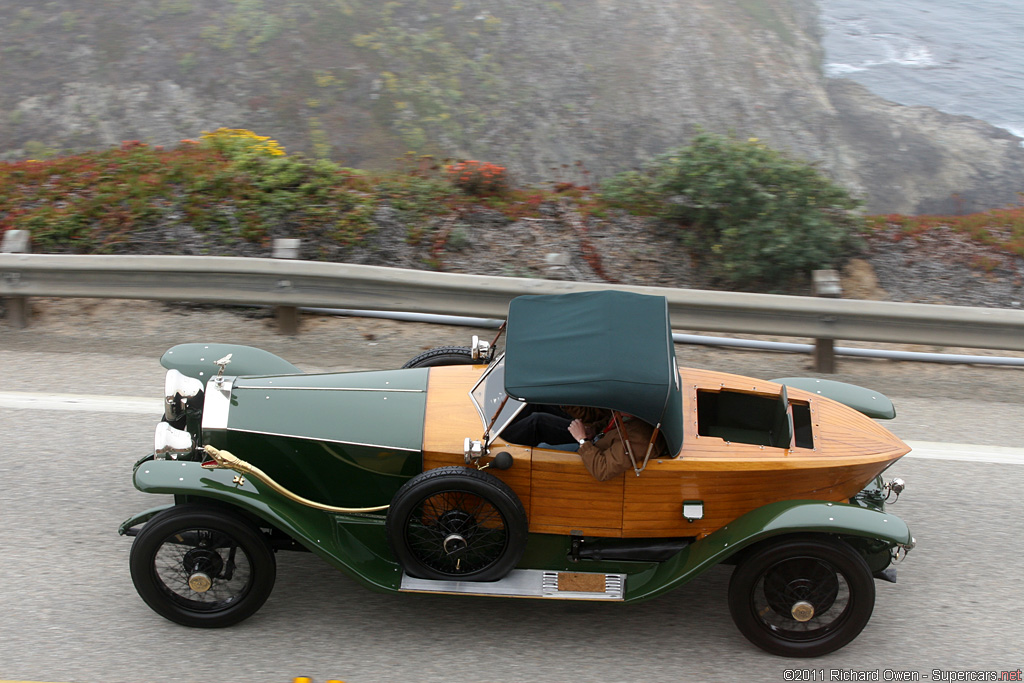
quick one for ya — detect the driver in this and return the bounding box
[569,413,665,481]
[501,405,609,448]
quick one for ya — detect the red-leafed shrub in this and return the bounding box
[445,160,509,196]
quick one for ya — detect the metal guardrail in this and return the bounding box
[2,253,1024,353]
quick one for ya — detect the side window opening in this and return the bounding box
[697,389,813,449]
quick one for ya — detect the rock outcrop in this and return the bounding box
[1,0,1022,214]
[826,79,1024,214]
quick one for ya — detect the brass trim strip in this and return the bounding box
[202,445,390,513]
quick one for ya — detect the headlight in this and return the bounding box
[164,369,204,422]
[155,421,194,458]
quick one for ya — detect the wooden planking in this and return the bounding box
[421,365,623,537]
[421,365,533,514]
[421,365,486,454]
[418,363,911,540]
[617,366,911,537]
[622,458,890,537]
[676,367,909,464]
[529,448,624,536]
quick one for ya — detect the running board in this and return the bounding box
[400,569,627,601]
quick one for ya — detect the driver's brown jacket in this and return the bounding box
[578,416,664,482]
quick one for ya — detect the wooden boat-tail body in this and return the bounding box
[422,365,910,539]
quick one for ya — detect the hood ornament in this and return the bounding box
[214,354,233,386]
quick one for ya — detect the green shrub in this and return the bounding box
[597,170,661,216]
[601,132,865,286]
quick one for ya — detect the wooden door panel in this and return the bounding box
[528,448,624,537]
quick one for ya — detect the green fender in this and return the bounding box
[125,463,914,602]
[161,343,300,382]
[125,457,404,594]
[771,377,896,419]
[118,503,175,535]
[623,499,913,602]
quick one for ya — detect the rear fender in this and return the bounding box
[126,458,402,593]
[624,500,913,602]
[771,377,896,419]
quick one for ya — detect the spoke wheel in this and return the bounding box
[130,505,276,628]
[387,466,527,581]
[402,346,478,368]
[728,537,875,657]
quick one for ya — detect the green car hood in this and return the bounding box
[199,366,430,508]
[218,368,429,452]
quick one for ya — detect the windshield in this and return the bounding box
[469,354,526,443]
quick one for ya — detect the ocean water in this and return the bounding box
[820,0,1024,139]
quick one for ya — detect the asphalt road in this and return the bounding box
[1,309,1023,683]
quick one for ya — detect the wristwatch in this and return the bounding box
[578,438,586,446]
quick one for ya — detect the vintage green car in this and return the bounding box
[120,290,914,657]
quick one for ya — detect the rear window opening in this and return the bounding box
[791,402,813,449]
[697,389,813,449]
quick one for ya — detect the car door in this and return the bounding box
[527,447,625,537]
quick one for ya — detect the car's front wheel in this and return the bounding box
[129,505,276,628]
[728,537,875,657]
[386,466,527,581]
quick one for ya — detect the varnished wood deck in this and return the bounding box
[421,364,910,539]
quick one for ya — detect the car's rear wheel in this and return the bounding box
[728,537,875,657]
[386,466,527,581]
[129,505,276,628]
[402,346,477,368]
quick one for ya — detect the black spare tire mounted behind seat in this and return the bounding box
[402,346,478,368]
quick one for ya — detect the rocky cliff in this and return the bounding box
[2,0,1022,214]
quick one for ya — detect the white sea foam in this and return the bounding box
[1000,126,1024,147]
[825,62,868,76]
[887,43,936,68]
[821,0,1024,137]
[824,34,936,77]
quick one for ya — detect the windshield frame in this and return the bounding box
[469,353,527,445]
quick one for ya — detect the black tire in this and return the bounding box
[386,466,527,581]
[129,505,276,628]
[728,537,875,657]
[402,346,478,368]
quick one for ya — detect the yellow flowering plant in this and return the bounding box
[199,128,286,160]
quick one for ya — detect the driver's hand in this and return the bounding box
[568,419,587,442]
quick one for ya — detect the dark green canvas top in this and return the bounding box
[504,291,684,456]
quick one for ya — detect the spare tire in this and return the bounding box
[386,466,527,581]
[402,346,478,368]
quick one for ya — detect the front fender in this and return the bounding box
[161,343,300,382]
[624,499,913,602]
[128,458,403,593]
[118,503,174,536]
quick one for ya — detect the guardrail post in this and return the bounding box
[812,269,842,373]
[272,239,302,335]
[2,230,31,328]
